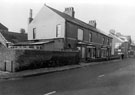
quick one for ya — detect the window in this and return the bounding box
[96,33,98,38]
[33,28,36,39]
[36,46,41,49]
[56,24,61,37]
[102,37,105,44]
[89,33,92,42]
[107,39,109,45]
[78,29,83,40]
[23,46,26,48]
[68,44,71,48]
[29,46,34,48]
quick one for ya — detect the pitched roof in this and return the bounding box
[0,23,8,30]
[13,40,54,46]
[96,28,112,38]
[46,5,111,38]
[109,33,125,43]
[0,31,28,43]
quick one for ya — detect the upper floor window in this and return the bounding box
[33,28,36,39]
[78,29,83,40]
[107,39,109,45]
[102,37,105,44]
[96,33,98,38]
[56,24,61,37]
[89,33,92,42]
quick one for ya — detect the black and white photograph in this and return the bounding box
[0,0,135,95]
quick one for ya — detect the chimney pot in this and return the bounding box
[64,7,75,18]
[89,20,97,28]
[28,9,33,24]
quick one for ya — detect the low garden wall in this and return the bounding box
[0,47,15,72]
[14,50,79,72]
[0,48,79,72]
[0,47,121,72]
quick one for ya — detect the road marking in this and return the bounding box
[44,91,56,95]
[98,74,105,78]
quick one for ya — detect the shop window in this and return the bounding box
[87,48,91,58]
[23,46,26,48]
[77,47,81,51]
[29,46,34,48]
[87,47,96,59]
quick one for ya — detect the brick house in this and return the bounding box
[26,5,112,61]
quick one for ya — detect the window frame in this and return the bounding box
[102,37,105,44]
[107,39,109,45]
[56,24,62,37]
[77,28,84,41]
[33,28,36,39]
[89,33,92,42]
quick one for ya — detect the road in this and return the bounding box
[0,58,135,95]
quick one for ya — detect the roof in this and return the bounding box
[0,23,8,30]
[46,5,111,38]
[0,31,28,43]
[109,33,125,43]
[13,40,54,46]
[96,29,112,38]
[119,36,128,42]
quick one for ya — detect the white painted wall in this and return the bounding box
[28,5,65,40]
[109,34,123,55]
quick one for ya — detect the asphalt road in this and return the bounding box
[0,58,135,95]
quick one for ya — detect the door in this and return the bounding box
[82,47,85,58]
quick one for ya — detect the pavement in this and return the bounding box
[0,59,120,80]
[0,58,134,95]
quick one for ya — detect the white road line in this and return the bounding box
[44,91,56,95]
[98,74,105,78]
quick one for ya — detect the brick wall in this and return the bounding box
[66,21,111,46]
[14,50,79,72]
[0,45,16,72]
[0,48,79,72]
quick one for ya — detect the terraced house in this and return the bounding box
[25,4,112,61]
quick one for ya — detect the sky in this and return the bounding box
[0,0,135,40]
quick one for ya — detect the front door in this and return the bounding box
[82,47,85,58]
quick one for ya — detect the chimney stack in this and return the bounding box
[89,20,97,28]
[64,7,75,18]
[28,9,33,24]
[20,28,25,34]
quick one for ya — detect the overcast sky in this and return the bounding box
[0,0,135,40]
